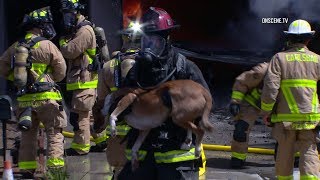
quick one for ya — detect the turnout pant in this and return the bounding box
[273,123,320,179]
[231,103,259,160]
[70,89,96,154]
[18,100,67,170]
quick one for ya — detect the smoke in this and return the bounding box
[225,0,319,52]
[249,0,291,18]
[249,0,320,22]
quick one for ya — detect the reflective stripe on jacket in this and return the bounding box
[261,44,320,130]
[231,62,268,109]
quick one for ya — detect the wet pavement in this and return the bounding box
[0,109,281,179]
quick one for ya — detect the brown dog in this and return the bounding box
[107,79,214,170]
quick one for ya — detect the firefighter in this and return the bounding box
[59,0,108,155]
[113,7,210,180]
[261,19,320,179]
[92,22,141,179]
[229,62,269,168]
[0,7,67,178]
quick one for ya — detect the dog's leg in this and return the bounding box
[194,129,204,158]
[109,93,137,136]
[174,120,204,158]
[180,130,192,150]
[131,129,150,171]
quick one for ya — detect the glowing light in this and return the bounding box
[131,22,142,32]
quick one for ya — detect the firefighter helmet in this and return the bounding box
[21,7,54,28]
[21,7,56,39]
[141,7,180,33]
[284,19,315,35]
[60,0,84,12]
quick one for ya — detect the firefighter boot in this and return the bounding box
[231,157,245,169]
[65,148,88,156]
[90,141,107,152]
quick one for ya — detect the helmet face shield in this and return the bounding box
[41,23,56,40]
[141,34,166,57]
[62,11,77,33]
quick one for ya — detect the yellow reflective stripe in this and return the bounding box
[31,63,52,81]
[106,125,131,136]
[59,39,67,46]
[17,91,62,102]
[271,113,320,122]
[19,116,31,122]
[231,152,247,160]
[71,143,91,152]
[110,87,118,92]
[243,95,260,109]
[125,149,147,161]
[33,42,40,49]
[110,59,120,68]
[86,48,96,56]
[24,33,40,48]
[47,157,65,167]
[281,79,317,88]
[18,161,37,170]
[154,148,197,163]
[251,88,261,99]
[94,133,108,144]
[300,175,319,180]
[261,101,275,112]
[31,63,47,71]
[39,10,47,17]
[231,91,245,101]
[291,122,317,130]
[126,49,138,53]
[84,48,96,65]
[7,71,14,81]
[19,101,44,108]
[25,33,33,40]
[66,80,98,90]
[281,79,317,114]
[281,85,299,113]
[84,53,93,64]
[297,48,305,52]
[312,91,318,113]
[71,0,79,3]
[277,175,293,180]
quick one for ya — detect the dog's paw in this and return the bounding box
[109,115,118,124]
[195,146,201,158]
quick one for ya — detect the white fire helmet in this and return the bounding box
[284,19,315,35]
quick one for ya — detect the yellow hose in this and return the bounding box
[202,144,275,155]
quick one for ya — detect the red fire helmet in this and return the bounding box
[141,7,180,33]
